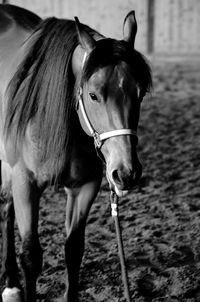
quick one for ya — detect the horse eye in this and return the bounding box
[89,93,98,102]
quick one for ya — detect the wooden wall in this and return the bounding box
[3,0,200,55]
[5,0,63,17]
[4,0,148,53]
[154,0,200,55]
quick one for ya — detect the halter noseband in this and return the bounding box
[78,88,137,150]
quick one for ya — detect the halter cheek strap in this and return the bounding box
[78,88,137,149]
[78,52,137,150]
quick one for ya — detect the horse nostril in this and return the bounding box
[111,169,134,188]
[112,169,122,185]
[111,167,142,189]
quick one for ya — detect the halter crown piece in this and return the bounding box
[78,53,138,150]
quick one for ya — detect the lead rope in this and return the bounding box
[110,191,131,302]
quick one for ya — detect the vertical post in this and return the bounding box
[147,0,155,54]
[1,0,9,3]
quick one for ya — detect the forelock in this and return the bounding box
[81,38,152,94]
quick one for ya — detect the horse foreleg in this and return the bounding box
[11,164,43,302]
[63,179,101,302]
[0,162,22,302]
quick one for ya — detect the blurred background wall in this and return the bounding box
[1,0,200,56]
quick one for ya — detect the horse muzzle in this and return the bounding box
[107,162,142,197]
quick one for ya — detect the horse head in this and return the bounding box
[73,12,152,196]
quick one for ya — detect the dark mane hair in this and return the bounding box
[81,39,152,94]
[5,17,96,178]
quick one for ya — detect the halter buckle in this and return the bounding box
[93,132,102,148]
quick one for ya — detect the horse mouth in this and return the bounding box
[106,173,138,197]
[113,186,130,197]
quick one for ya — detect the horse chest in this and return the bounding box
[61,145,102,188]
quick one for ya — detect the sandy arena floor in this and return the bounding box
[1,61,200,302]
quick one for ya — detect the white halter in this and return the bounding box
[78,53,137,149]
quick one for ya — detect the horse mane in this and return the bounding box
[5,17,97,179]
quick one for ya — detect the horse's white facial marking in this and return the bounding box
[118,77,124,89]
[137,85,141,99]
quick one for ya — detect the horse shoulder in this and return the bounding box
[0,29,32,165]
[1,122,48,189]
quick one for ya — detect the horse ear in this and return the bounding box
[74,16,96,53]
[123,11,137,47]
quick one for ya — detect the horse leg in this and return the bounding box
[63,179,102,302]
[0,162,22,302]
[11,164,43,302]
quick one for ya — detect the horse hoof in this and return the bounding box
[2,287,22,302]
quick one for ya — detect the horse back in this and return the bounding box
[0,5,41,89]
[0,4,41,33]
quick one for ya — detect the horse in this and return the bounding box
[0,4,152,302]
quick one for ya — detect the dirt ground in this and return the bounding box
[1,60,200,302]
